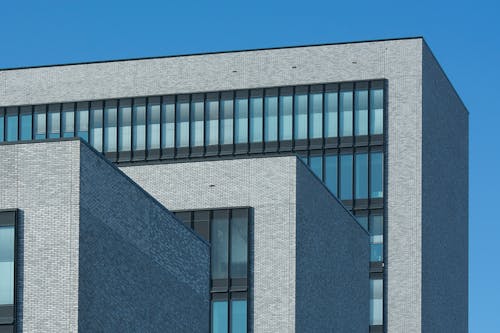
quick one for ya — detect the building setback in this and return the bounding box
[0,36,468,332]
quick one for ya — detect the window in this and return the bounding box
[147,97,161,150]
[355,153,368,199]
[355,89,368,136]
[132,99,146,152]
[324,154,338,196]
[34,105,47,140]
[339,90,353,137]
[230,209,248,280]
[206,98,219,146]
[0,110,4,142]
[0,210,16,327]
[356,215,368,231]
[294,93,308,140]
[62,103,75,138]
[190,97,204,147]
[340,153,353,200]
[234,97,248,144]
[370,88,384,135]
[212,210,229,280]
[279,93,293,141]
[220,96,234,145]
[264,93,277,142]
[176,97,190,148]
[231,299,247,333]
[89,102,103,151]
[249,94,263,143]
[19,107,32,141]
[309,155,323,179]
[309,92,323,139]
[5,108,18,142]
[370,152,384,198]
[162,97,175,149]
[76,102,89,141]
[118,99,132,152]
[324,90,338,138]
[47,104,61,139]
[370,279,383,325]
[370,214,383,262]
[212,300,228,333]
[104,101,118,153]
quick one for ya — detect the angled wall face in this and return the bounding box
[421,42,468,333]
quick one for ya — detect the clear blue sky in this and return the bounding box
[1,1,498,331]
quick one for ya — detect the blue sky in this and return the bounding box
[1,0,498,331]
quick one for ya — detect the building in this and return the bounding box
[0,36,468,332]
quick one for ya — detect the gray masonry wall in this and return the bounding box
[120,156,368,332]
[421,42,468,333]
[295,161,368,332]
[78,142,210,332]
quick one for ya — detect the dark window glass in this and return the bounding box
[370,152,384,198]
[212,300,228,333]
[206,99,219,146]
[20,106,32,141]
[191,99,204,147]
[355,89,368,136]
[211,210,229,280]
[175,212,191,227]
[324,154,338,196]
[309,155,323,180]
[339,90,353,137]
[356,215,368,231]
[76,102,89,141]
[90,102,103,151]
[220,97,234,145]
[6,108,18,142]
[62,103,75,138]
[370,215,383,262]
[249,96,263,143]
[324,92,338,138]
[176,98,189,148]
[132,99,146,152]
[309,92,323,139]
[279,94,293,141]
[340,154,353,200]
[370,279,383,325]
[193,211,209,241]
[0,110,4,142]
[294,93,308,139]
[47,104,61,139]
[264,95,277,142]
[370,88,384,135]
[230,209,248,279]
[118,99,132,152]
[147,98,161,150]
[234,98,248,144]
[355,153,368,199]
[104,100,118,153]
[161,98,175,149]
[231,300,247,333]
[34,105,47,140]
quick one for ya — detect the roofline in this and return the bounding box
[0,36,423,72]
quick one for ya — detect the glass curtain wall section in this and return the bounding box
[19,106,32,141]
[62,103,75,138]
[234,92,248,144]
[118,99,132,153]
[190,95,204,147]
[34,105,47,140]
[309,89,323,139]
[47,104,61,139]
[104,100,118,153]
[162,96,175,150]
[147,97,161,151]
[279,89,293,142]
[5,107,18,142]
[264,90,278,143]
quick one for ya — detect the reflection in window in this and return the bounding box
[249,96,263,143]
[118,100,132,152]
[231,300,247,333]
[235,98,248,144]
[90,102,103,151]
[324,155,338,196]
[0,226,14,307]
[20,107,32,141]
[370,152,384,198]
[355,89,368,136]
[355,153,368,199]
[0,111,4,142]
[356,215,368,231]
[62,103,75,138]
[133,99,146,152]
[370,279,383,325]
[104,101,118,153]
[264,95,277,142]
[324,92,338,138]
[279,94,292,141]
[231,209,248,279]
[339,90,353,137]
[162,99,175,149]
[206,99,219,146]
[191,99,204,147]
[48,104,61,139]
[76,102,89,141]
[176,99,189,148]
[6,108,18,142]
[340,154,353,200]
[212,301,228,333]
[370,89,384,135]
[294,93,308,139]
[148,98,161,150]
[370,215,383,262]
[309,156,323,179]
[211,211,229,280]
[34,105,47,140]
[220,98,234,145]
[309,92,323,139]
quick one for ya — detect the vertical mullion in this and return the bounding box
[277,88,281,149]
[227,209,232,332]
[337,85,340,144]
[145,97,149,155]
[131,98,135,156]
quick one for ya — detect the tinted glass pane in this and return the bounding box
[162,99,175,149]
[206,100,219,146]
[148,99,161,150]
[230,209,248,279]
[34,105,47,140]
[0,112,4,142]
[190,99,204,147]
[294,93,308,139]
[339,91,353,137]
[370,152,384,198]
[370,89,384,135]
[133,99,146,151]
[356,215,368,231]
[220,98,234,145]
[104,101,118,152]
[370,279,383,325]
[324,92,338,138]
[176,99,189,148]
[118,100,132,152]
[6,108,18,142]
[231,300,247,333]
[355,89,368,136]
[20,107,32,141]
[211,211,229,280]
[279,94,292,141]
[309,156,323,180]
[355,153,368,199]
[235,98,248,144]
[47,105,60,139]
[89,102,103,151]
[264,95,277,142]
[212,301,228,333]
[309,92,323,139]
[340,154,353,200]
[193,211,209,241]
[370,214,383,262]
[76,103,89,141]
[249,96,263,143]
[62,103,75,138]
[324,155,338,196]
[0,226,14,305]
[175,212,191,227]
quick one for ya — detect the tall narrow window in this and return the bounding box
[370,152,384,198]
[339,90,353,137]
[20,106,32,141]
[5,108,18,142]
[356,215,368,231]
[34,105,47,140]
[62,103,75,138]
[0,110,4,142]
[340,153,353,200]
[190,96,204,147]
[147,97,161,150]
[193,211,210,242]
[309,92,323,139]
[370,214,383,262]
[118,99,132,152]
[355,153,368,199]
[264,93,277,142]
[0,210,16,327]
[104,100,118,153]
[324,154,338,196]
[89,102,103,151]
[220,95,234,145]
[76,102,89,141]
[355,89,368,136]
[47,104,61,139]
[324,89,338,138]
[249,93,263,143]
[211,210,229,280]
[370,279,383,325]
[231,300,247,333]
[176,97,190,148]
[294,92,308,139]
[279,92,293,141]
[205,98,219,146]
[212,300,228,333]
[132,98,146,152]
[230,209,248,280]
[370,88,384,135]
[309,155,323,180]
[234,96,248,144]
[161,97,175,149]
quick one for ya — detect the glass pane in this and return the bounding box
[62,103,75,138]
[34,105,47,140]
[370,152,384,198]
[89,102,103,151]
[205,99,219,146]
[104,101,118,152]
[132,99,146,152]
[148,99,161,150]
[324,155,337,196]
[340,154,353,200]
[235,98,248,144]
[370,214,384,261]
[212,301,228,333]
[6,108,18,142]
[355,89,368,136]
[211,210,229,280]
[264,95,277,142]
[162,99,175,149]
[118,100,132,152]
[356,215,368,231]
[20,107,32,141]
[176,99,189,148]
[47,104,60,139]
[324,92,338,138]
[279,94,292,141]
[0,112,4,142]
[175,212,191,227]
[231,300,247,333]
[230,209,248,279]
[249,96,263,143]
[0,226,15,305]
[193,211,209,241]
[294,93,308,139]
[370,88,384,135]
[370,279,383,325]
[76,102,89,141]
[309,92,323,139]
[190,99,204,147]
[309,155,323,180]
[355,153,368,199]
[339,90,353,137]
[220,98,234,145]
